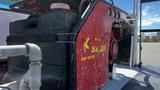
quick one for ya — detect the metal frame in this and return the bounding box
[141,0,160,3]
[128,0,138,68]
[139,0,160,68]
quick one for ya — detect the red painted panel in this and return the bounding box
[76,1,116,90]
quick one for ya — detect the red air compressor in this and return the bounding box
[0,0,132,90]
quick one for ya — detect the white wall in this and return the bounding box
[0,10,29,45]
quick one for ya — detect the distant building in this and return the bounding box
[142,32,159,42]
[157,32,160,38]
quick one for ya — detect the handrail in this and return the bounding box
[0,43,42,90]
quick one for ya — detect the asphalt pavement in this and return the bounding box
[141,43,160,66]
[122,43,160,90]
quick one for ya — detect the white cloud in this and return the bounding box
[140,6,160,27]
[142,6,150,17]
[142,16,160,26]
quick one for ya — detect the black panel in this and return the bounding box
[38,10,78,32]
[7,9,79,90]
[141,29,160,32]
[117,34,131,63]
[141,0,160,3]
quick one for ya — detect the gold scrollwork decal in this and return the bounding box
[80,36,107,62]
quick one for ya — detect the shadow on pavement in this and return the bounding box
[141,66,160,78]
[122,73,154,90]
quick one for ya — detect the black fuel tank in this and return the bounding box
[7,10,79,90]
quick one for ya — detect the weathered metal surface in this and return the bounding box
[76,1,122,90]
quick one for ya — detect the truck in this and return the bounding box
[0,0,133,90]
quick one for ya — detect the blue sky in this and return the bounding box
[114,0,132,13]
[0,0,160,30]
[0,2,11,9]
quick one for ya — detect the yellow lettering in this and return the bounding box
[83,37,90,50]
[80,55,95,61]
[91,45,107,53]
